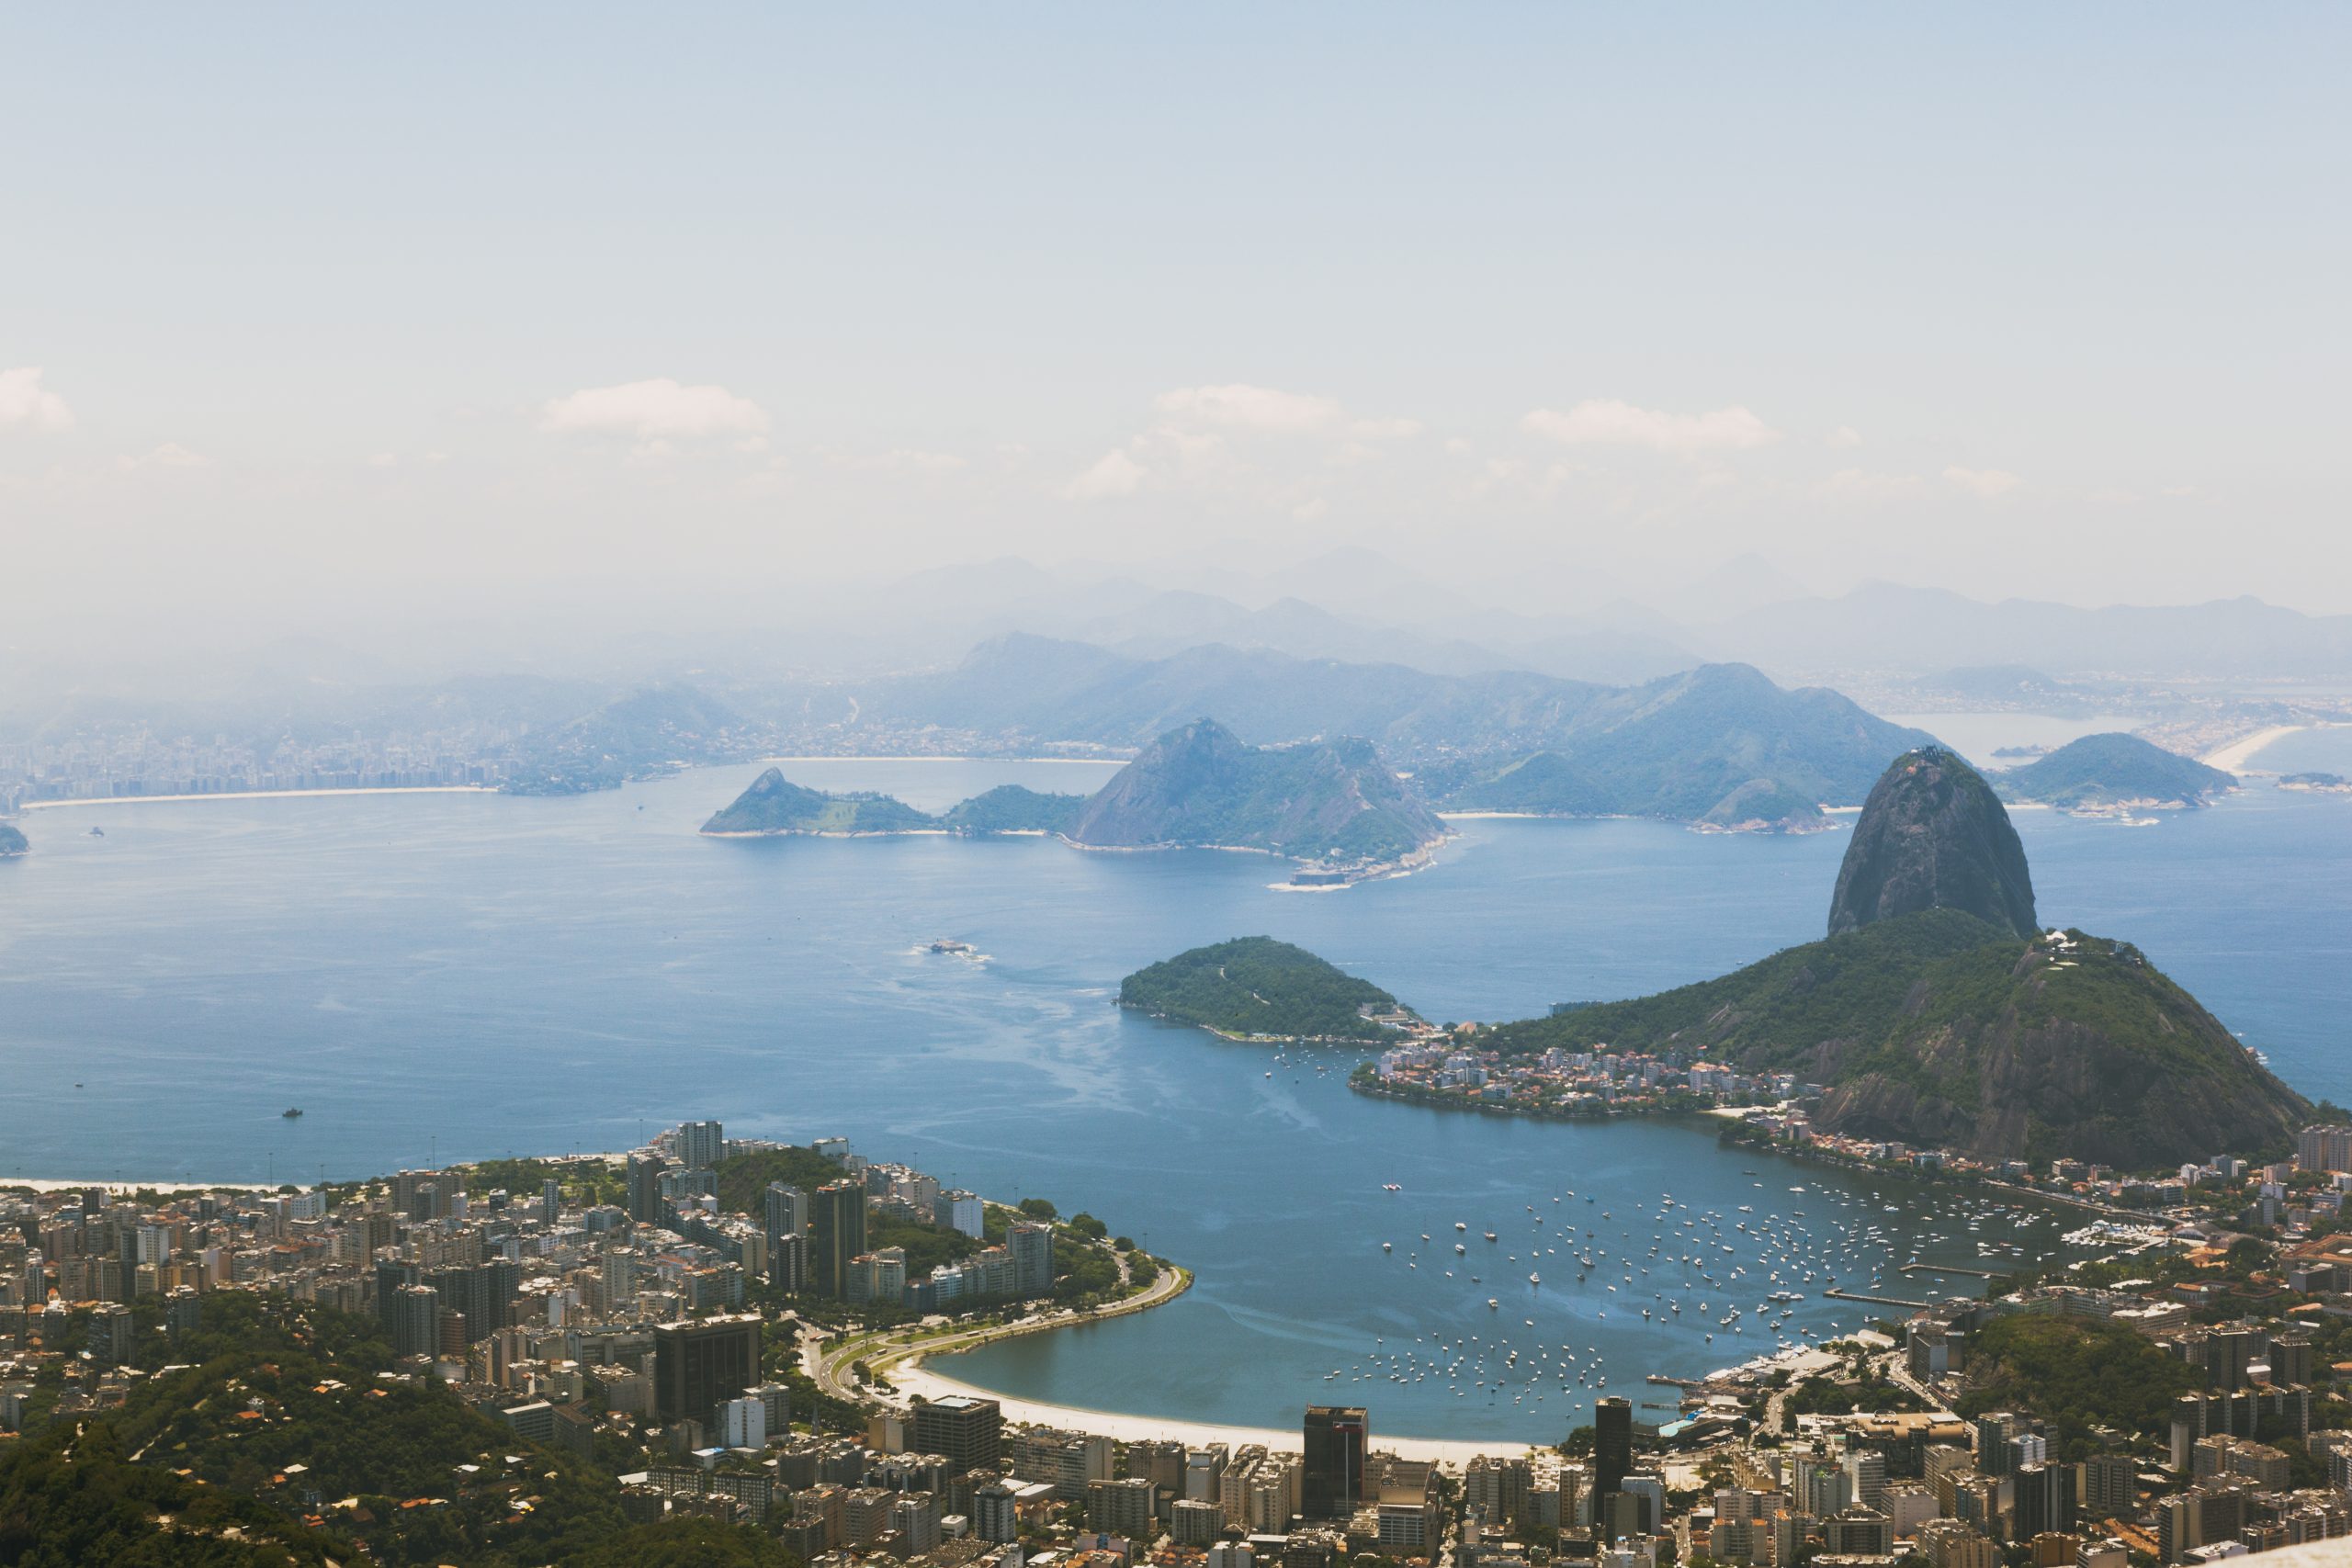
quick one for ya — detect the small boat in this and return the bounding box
[1487,1298,1498,1310]
[1382,1242,1393,1252]
[89,826,105,837]
[281,1108,304,1119]
[926,939,978,955]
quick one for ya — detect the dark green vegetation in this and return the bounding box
[1826,747,2038,939]
[1069,719,1443,863]
[0,821,24,856]
[938,784,1087,834]
[699,767,936,835]
[1996,732,2235,808]
[504,683,758,795]
[2279,772,2350,791]
[1952,1314,2205,1461]
[1485,908,2311,1168]
[1119,936,1408,1041]
[0,1293,796,1567]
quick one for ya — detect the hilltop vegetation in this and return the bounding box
[1996,731,2236,808]
[1484,909,2308,1167]
[1119,936,1408,1041]
[938,784,1087,834]
[0,1292,795,1567]
[1953,1314,2206,1461]
[504,683,758,796]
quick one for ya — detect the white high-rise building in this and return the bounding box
[718,1394,765,1450]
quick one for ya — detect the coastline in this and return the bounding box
[21,784,496,811]
[889,1359,1537,1463]
[2203,724,2305,773]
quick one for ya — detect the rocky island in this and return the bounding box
[1993,731,2236,811]
[0,821,25,857]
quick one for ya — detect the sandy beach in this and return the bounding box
[889,1359,1538,1462]
[2203,725,2305,773]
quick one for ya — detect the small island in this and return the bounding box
[2278,771,2352,794]
[1993,731,2234,812]
[0,821,25,857]
[700,769,1085,837]
[1117,936,1416,1042]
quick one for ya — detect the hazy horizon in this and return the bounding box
[6,6,2351,670]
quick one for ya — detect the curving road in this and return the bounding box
[807,1259,1192,1410]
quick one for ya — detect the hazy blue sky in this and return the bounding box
[4,5,2347,645]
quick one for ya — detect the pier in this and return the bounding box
[1825,1286,1933,1309]
[1898,1262,2010,1280]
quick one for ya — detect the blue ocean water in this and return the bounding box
[0,761,2345,1441]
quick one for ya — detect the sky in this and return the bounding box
[4,5,2349,657]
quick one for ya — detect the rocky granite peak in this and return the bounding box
[1827,746,2037,940]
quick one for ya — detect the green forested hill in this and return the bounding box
[939,784,1087,834]
[1484,909,2309,1168]
[0,1293,797,1567]
[1119,936,1408,1041]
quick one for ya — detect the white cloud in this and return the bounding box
[0,367,74,433]
[118,442,212,469]
[1292,496,1329,522]
[1063,448,1146,501]
[1825,425,1862,449]
[539,378,768,441]
[1942,465,2020,498]
[1521,399,1781,455]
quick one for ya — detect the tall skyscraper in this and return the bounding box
[812,1179,868,1299]
[679,1120,725,1170]
[1009,1220,1054,1298]
[627,1151,670,1224]
[392,1283,442,1358]
[765,1183,808,1251]
[653,1313,765,1425]
[914,1394,1003,1472]
[540,1178,561,1228]
[1592,1396,1634,1523]
[1303,1405,1368,1519]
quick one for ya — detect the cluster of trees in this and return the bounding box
[1952,1314,2205,1461]
[0,1292,799,1566]
[1119,936,1404,1041]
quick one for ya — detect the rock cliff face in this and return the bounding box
[1827,747,2037,939]
[1069,718,1442,863]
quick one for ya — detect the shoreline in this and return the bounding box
[20,784,496,811]
[2203,724,2305,773]
[889,1360,1537,1463]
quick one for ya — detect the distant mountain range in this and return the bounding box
[784,636,1931,824]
